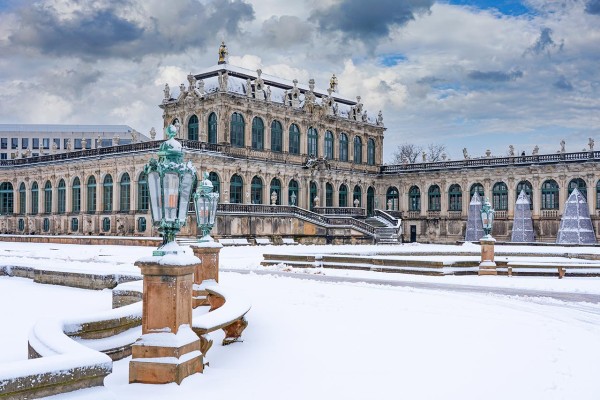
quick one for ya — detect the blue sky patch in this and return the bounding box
[447,0,532,16]
[380,54,408,67]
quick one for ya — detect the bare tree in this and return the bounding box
[391,143,447,164]
[426,143,447,162]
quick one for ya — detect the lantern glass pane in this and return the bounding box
[164,172,179,222]
[178,172,193,221]
[209,193,218,224]
[195,196,208,225]
[147,171,162,223]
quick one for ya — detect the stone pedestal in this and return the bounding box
[129,255,203,384]
[190,243,223,307]
[479,238,497,276]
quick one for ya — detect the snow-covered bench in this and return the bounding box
[255,237,272,245]
[218,238,250,246]
[281,237,298,245]
[504,264,566,278]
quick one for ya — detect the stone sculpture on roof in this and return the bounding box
[330,74,338,92]
[218,41,228,64]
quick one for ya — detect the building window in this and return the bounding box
[32,138,39,149]
[21,138,28,149]
[18,183,26,215]
[120,173,131,212]
[288,179,299,206]
[251,176,263,204]
[307,127,318,157]
[353,185,362,207]
[102,217,110,232]
[353,136,362,164]
[74,139,82,150]
[137,217,146,232]
[470,183,484,199]
[568,178,587,199]
[43,138,50,149]
[251,117,264,150]
[541,180,559,210]
[325,183,333,207]
[271,120,283,152]
[448,184,462,211]
[87,176,97,212]
[43,218,50,232]
[230,113,245,148]
[44,181,52,214]
[187,115,199,141]
[31,182,39,215]
[428,185,441,211]
[72,177,81,213]
[57,179,66,214]
[367,139,376,165]
[53,138,60,150]
[230,174,243,204]
[310,181,318,210]
[339,133,348,162]
[339,184,348,207]
[18,218,24,231]
[367,187,375,216]
[11,138,18,150]
[516,180,533,210]
[103,174,113,212]
[208,112,218,144]
[101,139,112,147]
[596,180,600,209]
[289,124,300,155]
[324,131,334,160]
[492,182,508,211]
[0,182,13,214]
[0,138,6,149]
[0,153,6,160]
[409,186,420,211]
[138,172,149,211]
[386,187,399,210]
[270,178,281,205]
[71,218,79,232]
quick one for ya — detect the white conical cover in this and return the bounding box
[556,188,596,244]
[465,192,484,241]
[511,190,534,242]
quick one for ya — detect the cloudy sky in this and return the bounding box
[0,0,599,161]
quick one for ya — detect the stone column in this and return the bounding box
[129,250,203,384]
[190,242,223,307]
[479,237,497,275]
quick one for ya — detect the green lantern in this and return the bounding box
[193,172,219,242]
[480,197,495,239]
[144,125,197,254]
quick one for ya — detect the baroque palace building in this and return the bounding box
[0,45,598,244]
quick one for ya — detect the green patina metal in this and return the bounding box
[480,197,495,238]
[193,171,220,242]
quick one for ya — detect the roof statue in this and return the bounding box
[511,190,534,242]
[330,73,338,92]
[556,188,596,244]
[465,192,484,241]
[218,41,228,64]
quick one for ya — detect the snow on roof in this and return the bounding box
[0,124,136,133]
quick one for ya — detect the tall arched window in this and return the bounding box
[288,179,299,206]
[137,172,149,211]
[541,180,559,209]
[409,186,420,211]
[72,177,81,213]
[103,175,113,212]
[188,115,199,141]
[230,113,245,148]
[470,183,484,199]
[87,176,97,212]
[289,124,300,155]
[120,173,131,212]
[270,178,281,205]
[251,176,263,204]
[208,112,218,144]
[492,182,508,211]
[367,186,375,216]
[516,180,533,210]
[367,138,376,165]
[448,184,462,211]
[339,133,348,162]
[271,120,283,152]
[208,172,220,196]
[353,136,363,164]
[230,174,243,204]
[324,131,334,160]
[0,182,13,215]
[325,183,333,207]
[568,178,587,199]
[31,182,39,215]
[57,179,66,214]
[251,117,264,150]
[353,185,362,207]
[596,180,600,209]
[428,185,441,211]
[18,182,26,215]
[339,184,348,207]
[386,187,399,210]
[44,181,52,214]
[307,127,318,156]
[310,181,318,210]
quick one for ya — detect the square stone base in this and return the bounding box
[479,261,497,276]
[129,354,203,385]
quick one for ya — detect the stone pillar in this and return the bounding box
[479,238,497,276]
[190,242,223,307]
[129,252,203,384]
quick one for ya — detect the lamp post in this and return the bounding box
[193,172,219,242]
[479,197,497,275]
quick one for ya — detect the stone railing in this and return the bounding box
[448,211,462,219]
[313,207,366,217]
[406,211,421,219]
[541,210,559,218]
[374,209,401,228]
[427,210,441,219]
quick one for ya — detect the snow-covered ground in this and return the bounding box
[1,241,600,399]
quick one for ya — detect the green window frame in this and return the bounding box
[386,187,399,211]
[251,117,264,150]
[72,177,81,213]
[568,178,587,199]
[288,180,299,206]
[353,136,362,164]
[428,185,441,211]
[307,127,318,157]
[31,182,39,215]
[44,181,52,214]
[0,182,13,215]
[87,176,96,213]
[230,174,243,204]
[103,175,113,212]
[353,185,362,207]
[367,138,375,165]
[188,115,199,141]
[324,131,334,160]
[541,180,559,210]
[270,178,281,205]
[325,183,333,207]
[310,181,318,210]
[208,112,218,144]
[230,113,245,148]
[137,217,147,232]
[43,217,50,232]
[71,218,79,232]
[271,120,283,152]
[492,182,508,211]
[120,173,131,212]
[57,179,66,214]
[516,181,533,210]
[102,217,110,232]
[409,186,420,211]
[339,133,348,162]
[137,172,149,211]
[339,184,348,207]
[251,176,263,204]
[18,183,26,215]
[18,218,24,231]
[448,184,462,211]
[470,183,484,199]
[289,124,300,155]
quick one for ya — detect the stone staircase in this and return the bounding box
[364,217,401,244]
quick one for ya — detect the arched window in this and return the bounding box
[307,127,318,156]
[568,178,587,199]
[339,184,348,207]
[386,187,399,210]
[541,180,559,209]
[409,186,420,211]
[72,177,81,213]
[188,115,199,141]
[448,184,462,211]
[270,178,281,205]
[31,182,39,215]
[324,131,334,160]
[271,120,283,152]
[353,185,362,207]
[470,183,484,199]
[57,179,66,214]
[289,124,300,155]
[339,133,348,162]
[492,182,508,211]
[208,172,220,195]
[251,117,264,150]
[325,183,333,207]
[353,136,362,164]
[120,173,131,212]
[208,112,218,144]
[251,176,263,204]
[230,174,243,204]
[87,176,97,212]
[18,183,26,215]
[367,138,375,165]
[367,187,375,216]
[230,113,245,147]
[137,173,149,211]
[103,175,113,212]
[0,182,13,215]
[516,180,532,210]
[310,181,318,210]
[428,185,441,211]
[44,181,52,214]
[596,180,600,209]
[288,179,299,206]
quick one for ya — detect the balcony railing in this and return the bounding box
[313,207,366,217]
[541,209,559,218]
